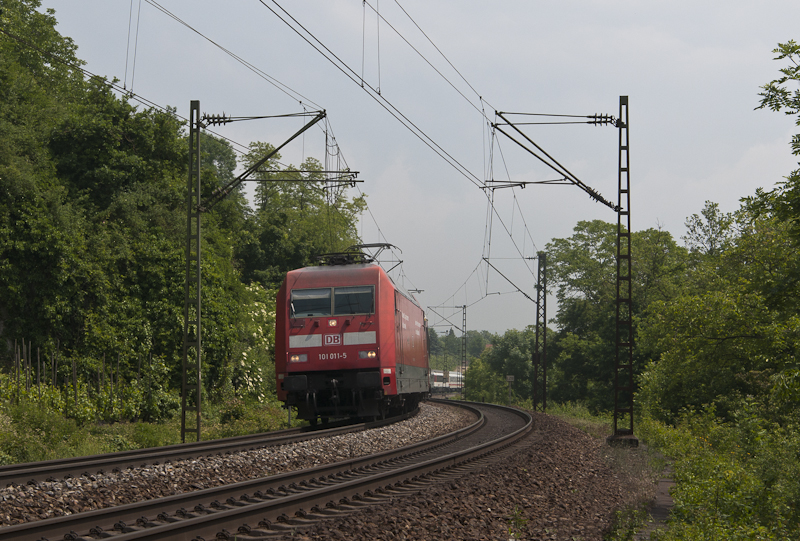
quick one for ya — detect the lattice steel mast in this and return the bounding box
[181,102,343,443]
[532,252,547,411]
[610,96,637,444]
[182,101,202,444]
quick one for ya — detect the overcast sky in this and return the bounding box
[41,0,800,334]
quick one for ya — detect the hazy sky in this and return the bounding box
[41,1,800,334]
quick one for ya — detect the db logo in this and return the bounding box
[324,335,341,346]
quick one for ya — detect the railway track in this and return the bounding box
[1,401,531,541]
[0,413,416,488]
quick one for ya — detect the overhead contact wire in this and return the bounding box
[130,0,143,91]
[146,0,323,110]
[260,0,484,190]
[362,0,485,118]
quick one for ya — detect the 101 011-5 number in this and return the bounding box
[319,352,347,360]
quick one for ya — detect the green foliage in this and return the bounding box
[464,356,507,403]
[204,398,290,439]
[638,206,800,424]
[545,401,613,439]
[545,220,687,410]
[0,0,366,435]
[635,56,800,529]
[239,143,366,288]
[755,41,800,243]
[640,409,800,540]
[0,398,88,462]
[682,201,734,259]
[427,327,443,356]
[429,327,475,371]
[757,41,800,159]
[0,0,365,462]
[234,284,277,400]
[506,505,528,539]
[218,396,247,424]
[481,327,533,399]
[62,380,98,425]
[130,421,180,449]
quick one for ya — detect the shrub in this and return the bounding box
[639,407,800,540]
[131,421,179,449]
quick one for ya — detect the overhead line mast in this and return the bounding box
[612,96,635,445]
[182,102,361,443]
[488,98,636,445]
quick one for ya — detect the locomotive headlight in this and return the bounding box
[290,354,307,363]
[328,319,337,327]
[359,350,377,359]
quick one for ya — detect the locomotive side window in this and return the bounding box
[291,288,332,317]
[333,286,374,315]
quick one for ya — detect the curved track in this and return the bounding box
[0,401,531,541]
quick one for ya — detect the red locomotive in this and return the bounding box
[275,245,429,423]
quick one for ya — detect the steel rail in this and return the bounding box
[0,412,416,487]
[0,402,530,541]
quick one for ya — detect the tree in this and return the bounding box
[238,143,365,287]
[755,41,800,240]
[545,220,687,410]
[0,1,263,414]
[464,355,507,403]
[639,201,800,424]
[480,328,533,401]
[682,201,734,257]
[427,327,442,356]
[465,330,486,358]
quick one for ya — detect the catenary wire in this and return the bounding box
[392,0,495,112]
[124,0,135,89]
[145,0,323,110]
[18,3,546,325]
[254,0,546,314]
[130,0,143,91]
[259,0,485,190]
[145,0,355,168]
[0,24,355,200]
[362,0,487,118]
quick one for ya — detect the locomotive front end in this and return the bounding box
[276,265,389,421]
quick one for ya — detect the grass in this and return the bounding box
[0,396,296,465]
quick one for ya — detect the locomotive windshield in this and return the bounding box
[291,288,332,317]
[334,286,374,315]
[290,286,374,317]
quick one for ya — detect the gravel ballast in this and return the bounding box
[0,403,475,526]
[0,404,652,540]
[283,412,648,541]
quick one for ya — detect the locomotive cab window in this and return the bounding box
[291,288,332,317]
[334,286,374,315]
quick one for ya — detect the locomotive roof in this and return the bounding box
[286,263,421,308]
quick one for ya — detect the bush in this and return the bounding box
[219,397,246,424]
[639,407,800,540]
[102,433,136,453]
[131,421,180,449]
[0,399,86,462]
[205,398,288,439]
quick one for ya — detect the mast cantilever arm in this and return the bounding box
[199,110,327,212]
[482,258,536,303]
[492,111,619,212]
